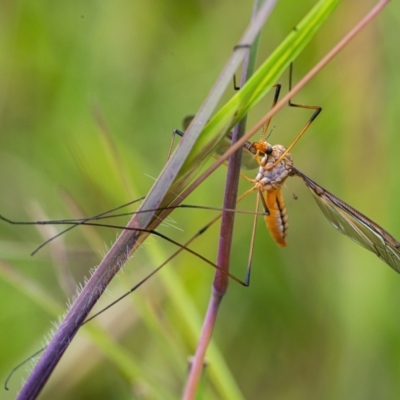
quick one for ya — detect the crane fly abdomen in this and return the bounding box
[264,189,288,247]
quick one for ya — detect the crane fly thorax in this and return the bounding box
[255,144,293,190]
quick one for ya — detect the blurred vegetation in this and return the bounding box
[0,1,399,399]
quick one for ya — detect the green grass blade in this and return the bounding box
[170,0,340,202]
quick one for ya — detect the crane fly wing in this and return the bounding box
[291,167,400,274]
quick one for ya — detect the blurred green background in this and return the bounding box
[1,1,400,399]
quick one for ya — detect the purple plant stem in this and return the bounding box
[182,122,246,399]
[17,226,144,400]
[16,1,281,397]
[182,6,257,395]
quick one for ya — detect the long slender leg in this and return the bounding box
[259,83,282,142]
[245,192,261,286]
[266,63,322,170]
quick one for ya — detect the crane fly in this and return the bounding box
[172,76,399,273]
[180,70,400,273]
[236,137,400,273]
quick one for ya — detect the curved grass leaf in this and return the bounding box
[167,0,340,207]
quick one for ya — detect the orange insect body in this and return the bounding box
[249,142,293,247]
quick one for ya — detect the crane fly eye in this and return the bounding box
[266,145,273,155]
